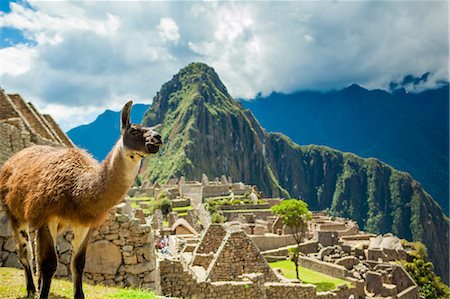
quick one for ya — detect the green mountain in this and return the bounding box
[142,63,449,282]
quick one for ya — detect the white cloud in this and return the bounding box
[0,45,35,77]
[0,1,448,130]
[157,17,180,44]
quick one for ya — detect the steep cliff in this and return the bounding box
[142,63,449,282]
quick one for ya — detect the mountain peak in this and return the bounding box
[143,62,234,127]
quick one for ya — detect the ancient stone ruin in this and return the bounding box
[0,89,73,165]
[160,223,357,299]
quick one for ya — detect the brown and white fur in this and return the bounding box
[0,101,162,299]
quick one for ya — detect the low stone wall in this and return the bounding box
[299,256,349,279]
[0,206,158,289]
[316,284,358,299]
[265,282,316,298]
[250,234,297,251]
[220,204,270,210]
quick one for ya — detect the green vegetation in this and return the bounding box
[172,205,193,217]
[211,211,226,224]
[399,242,449,299]
[128,196,158,216]
[269,260,351,292]
[0,267,159,299]
[159,196,172,216]
[271,199,312,280]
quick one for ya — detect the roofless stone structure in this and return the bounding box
[0,88,73,165]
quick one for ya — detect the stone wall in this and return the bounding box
[250,234,297,251]
[298,256,349,279]
[0,206,158,289]
[161,258,356,299]
[195,224,226,254]
[206,230,279,282]
[264,282,316,299]
[0,90,72,165]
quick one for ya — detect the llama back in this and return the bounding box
[0,145,99,227]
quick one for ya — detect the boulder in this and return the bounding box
[4,252,20,268]
[85,240,122,275]
[57,236,72,254]
[124,261,156,275]
[0,212,13,237]
[3,238,16,252]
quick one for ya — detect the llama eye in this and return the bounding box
[132,130,140,136]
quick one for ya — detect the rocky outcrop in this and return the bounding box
[141,63,449,282]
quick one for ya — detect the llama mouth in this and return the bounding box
[146,143,160,154]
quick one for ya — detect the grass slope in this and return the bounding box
[0,267,159,299]
[269,260,351,292]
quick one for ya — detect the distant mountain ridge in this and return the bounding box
[243,84,449,215]
[140,63,448,282]
[67,104,149,161]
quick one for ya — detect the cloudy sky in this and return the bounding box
[0,0,448,130]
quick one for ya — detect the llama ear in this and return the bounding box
[121,100,133,133]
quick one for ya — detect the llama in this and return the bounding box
[0,101,162,299]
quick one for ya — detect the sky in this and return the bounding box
[0,0,448,131]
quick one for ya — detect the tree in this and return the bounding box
[271,199,312,280]
[399,242,449,299]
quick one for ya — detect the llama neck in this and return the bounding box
[88,137,141,212]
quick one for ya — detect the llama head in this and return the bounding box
[121,101,162,157]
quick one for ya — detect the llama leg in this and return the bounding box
[71,225,90,299]
[11,220,36,297]
[36,225,57,299]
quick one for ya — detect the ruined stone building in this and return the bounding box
[0,88,73,165]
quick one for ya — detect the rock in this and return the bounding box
[143,271,155,282]
[125,274,140,286]
[124,255,137,265]
[124,261,155,275]
[142,245,155,261]
[60,252,71,264]
[56,263,68,277]
[4,252,20,268]
[116,214,129,223]
[122,245,133,252]
[117,202,133,217]
[103,279,115,286]
[134,209,146,224]
[100,225,109,235]
[57,236,72,254]
[0,212,13,237]
[85,240,122,275]
[1,251,9,260]
[3,238,16,252]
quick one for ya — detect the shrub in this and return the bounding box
[211,212,226,224]
[159,196,172,216]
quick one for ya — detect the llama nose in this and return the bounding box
[152,133,162,146]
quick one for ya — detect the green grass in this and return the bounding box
[0,267,160,299]
[269,260,352,292]
[221,209,271,213]
[172,205,193,212]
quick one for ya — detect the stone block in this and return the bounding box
[124,261,156,275]
[57,236,72,254]
[0,212,13,237]
[85,240,122,275]
[4,252,20,268]
[3,238,16,252]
